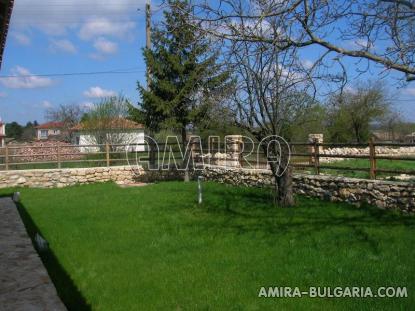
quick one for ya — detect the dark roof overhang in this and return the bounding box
[0,0,14,69]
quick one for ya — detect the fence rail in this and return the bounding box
[0,140,414,180]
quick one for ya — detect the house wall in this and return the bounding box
[75,130,145,152]
[36,128,62,140]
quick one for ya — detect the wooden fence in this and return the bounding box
[287,141,415,179]
[0,140,414,180]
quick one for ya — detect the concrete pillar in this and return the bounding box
[308,134,324,153]
[225,135,242,167]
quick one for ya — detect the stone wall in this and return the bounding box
[7,141,83,162]
[198,166,415,213]
[1,165,414,213]
[0,166,183,189]
[321,146,415,163]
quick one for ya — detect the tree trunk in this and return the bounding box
[181,126,190,182]
[148,130,156,169]
[269,150,295,208]
[276,166,295,207]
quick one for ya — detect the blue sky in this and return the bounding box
[0,0,414,125]
[0,0,155,124]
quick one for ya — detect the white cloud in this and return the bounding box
[12,32,31,45]
[41,100,53,108]
[79,17,135,41]
[88,53,105,61]
[80,101,94,109]
[344,85,358,94]
[346,38,374,50]
[49,39,77,54]
[0,66,54,89]
[11,1,143,37]
[89,37,118,60]
[402,87,415,96]
[93,37,118,54]
[83,86,116,98]
[302,59,314,69]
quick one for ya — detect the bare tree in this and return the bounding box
[327,81,390,142]
[45,104,83,141]
[82,96,140,150]
[226,14,317,206]
[185,0,415,83]
[379,109,405,141]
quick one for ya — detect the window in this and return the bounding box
[40,130,48,139]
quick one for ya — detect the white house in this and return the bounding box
[35,122,65,140]
[72,118,146,152]
[0,119,5,147]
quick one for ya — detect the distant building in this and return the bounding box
[35,122,65,140]
[404,132,415,144]
[71,118,145,152]
[0,119,5,147]
[371,130,395,142]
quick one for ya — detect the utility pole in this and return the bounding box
[145,0,156,168]
[146,0,151,88]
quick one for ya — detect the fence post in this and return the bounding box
[369,138,376,179]
[314,138,320,175]
[57,144,61,169]
[105,143,110,167]
[5,145,9,171]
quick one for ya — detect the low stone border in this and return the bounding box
[198,166,415,213]
[0,165,413,213]
[0,166,183,188]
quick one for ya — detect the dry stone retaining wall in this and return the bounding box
[320,146,415,163]
[7,141,82,162]
[198,166,415,213]
[0,166,182,189]
[0,165,413,213]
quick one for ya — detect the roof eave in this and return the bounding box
[0,0,14,69]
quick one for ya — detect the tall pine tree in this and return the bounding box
[134,0,231,146]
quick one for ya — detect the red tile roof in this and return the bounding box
[35,121,65,129]
[71,118,144,131]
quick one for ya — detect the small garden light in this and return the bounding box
[12,192,20,203]
[35,233,49,252]
[198,176,204,204]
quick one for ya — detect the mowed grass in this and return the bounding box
[1,182,415,310]
[322,158,415,179]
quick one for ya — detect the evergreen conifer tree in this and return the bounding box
[134,0,231,147]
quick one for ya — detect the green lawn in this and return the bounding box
[1,182,414,310]
[321,159,415,180]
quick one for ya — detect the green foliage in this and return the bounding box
[5,120,39,141]
[134,0,232,139]
[327,81,389,143]
[282,100,327,141]
[5,121,23,140]
[85,96,130,126]
[3,182,414,310]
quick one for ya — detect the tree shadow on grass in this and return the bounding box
[194,188,415,254]
[0,193,91,311]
